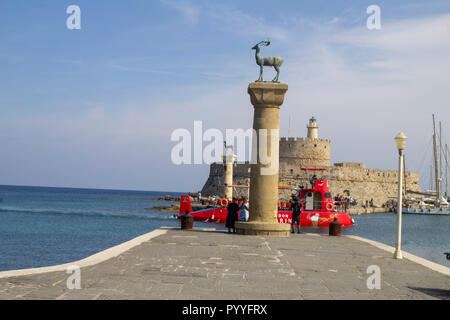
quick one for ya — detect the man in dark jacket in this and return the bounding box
[226,198,240,233]
[290,195,301,234]
[310,175,317,188]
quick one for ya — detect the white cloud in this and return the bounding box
[326,17,340,25]
[161,0,200,24]
[161,0,289,41]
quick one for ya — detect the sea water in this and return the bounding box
[0,185,448,271]
[0,185,214,271]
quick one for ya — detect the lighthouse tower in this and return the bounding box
[307,116,319,139]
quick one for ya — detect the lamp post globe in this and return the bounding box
[395,132,407,152]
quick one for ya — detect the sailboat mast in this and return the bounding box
[445,143,448,198]
[403,156,407,196]
[439,121,443,198]
[429,164,433,191]
[432,114,440,203]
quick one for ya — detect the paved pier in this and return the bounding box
[0,228,449,300]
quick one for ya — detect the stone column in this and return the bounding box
[222,153,236,199]
[235,82,291,237]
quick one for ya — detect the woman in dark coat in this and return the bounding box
[225,198,240,233]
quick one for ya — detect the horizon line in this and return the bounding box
[0,184,187,195]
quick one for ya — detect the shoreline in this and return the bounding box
[0,227,448,279]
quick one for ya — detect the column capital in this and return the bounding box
[248,82,288,108]
[223,153,236,165]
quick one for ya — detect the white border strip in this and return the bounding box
[0,229,168,279]
[346,235,450,277]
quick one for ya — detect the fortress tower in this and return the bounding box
[279,117,330,176]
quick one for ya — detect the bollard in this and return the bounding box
[181,213,194,230]
[329,217,341,236]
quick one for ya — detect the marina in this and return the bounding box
[401,115,449,215]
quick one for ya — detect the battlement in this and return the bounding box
[280,137,303,142]
[333,162,365,168]
[280,137,331,143]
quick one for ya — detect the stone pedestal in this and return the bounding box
[222,153,236,199]
[235,82,290,237]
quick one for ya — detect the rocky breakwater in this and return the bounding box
[147,194,209,212]
[152,195,182,202]
[146,194,182,212]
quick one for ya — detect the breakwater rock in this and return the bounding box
[146,205,180,212]
[152,195,182,202]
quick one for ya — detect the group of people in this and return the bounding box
[225,197,249,233]
[334,194,357,210]
[225,195,303,234]
[361,198,374,208]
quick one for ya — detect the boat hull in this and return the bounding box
[278,210,354,227]
[177,207,354,227]
[401,207,449,215]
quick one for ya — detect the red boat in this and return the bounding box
[177,168,354,227]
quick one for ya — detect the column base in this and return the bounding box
[393,249,403,259]
[235,221,291,237]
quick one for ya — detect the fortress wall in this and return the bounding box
[200,121,421,204]
[276,167,420,204]
[202,161,421,205]
[326,166,420,205]
[200,117,420,204]
[200,163,224,197]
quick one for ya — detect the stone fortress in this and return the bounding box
[201,117,421,205]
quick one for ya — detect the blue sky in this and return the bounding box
[1,0,449,192]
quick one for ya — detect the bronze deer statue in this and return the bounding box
[252,39,283,82]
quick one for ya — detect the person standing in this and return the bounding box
[310,175,317,188]
[290,195,301,234]
[238,197,249,222]
[226,197,239,233]
[345,197,350,211]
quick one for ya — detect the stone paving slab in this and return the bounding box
[0,228,449,300]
